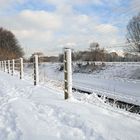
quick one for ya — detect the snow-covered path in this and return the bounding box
[0,71,140,140]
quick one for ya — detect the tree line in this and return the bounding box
[58,48,140,62]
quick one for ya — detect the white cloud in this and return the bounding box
[12,29,53,41]
[0,0,14,8]
[95,24,118,34]
[46,0,103,6]
[45,0,123,8]
[131,0,140,12]
[1,9,62,31]
[19,10,62,30]
[0,0,25,9]
[0,0,124,56]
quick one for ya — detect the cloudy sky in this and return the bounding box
[0,0,140,57]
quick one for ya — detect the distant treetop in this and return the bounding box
[0,27,24,60]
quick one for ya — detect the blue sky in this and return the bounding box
[0,0,139,56]
[13,0,56,13]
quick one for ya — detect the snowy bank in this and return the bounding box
[0,71,140,140]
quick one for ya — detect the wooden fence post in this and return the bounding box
[0,61,1,70]
[1,61,3,71]
[8,60,10,74]
[20,58,23,79]
[2,61,4,71]
[34,55,39,85]
[12,59,15,76]
[1,61,3,70]
[64,48,72,100]
[4,61,6,72]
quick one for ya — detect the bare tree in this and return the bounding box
[89,42,99,51]
[89,42,106,61]
[0,27,24,60]
[127,13,140,53]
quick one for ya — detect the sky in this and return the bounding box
[0,0,140,57]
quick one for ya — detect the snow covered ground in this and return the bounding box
[24,62,140,105]
[0,71,140,140]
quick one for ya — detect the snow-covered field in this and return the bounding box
[0,71,140,140]
[24,62,140,105]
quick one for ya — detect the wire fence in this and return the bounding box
[0,48,72,100]
[0,49,140,105]
[0,55,140,85]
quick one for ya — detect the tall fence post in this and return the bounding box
[20,58,23,79]
[8,60,10,74]
[12,59,15,76]
[64,48,72,100]
[1,61,2,71]
[0,61,1,70]
[4,61,6,72]
[2,61,4,71]
[1,61,2,70]
[34,55,39,85]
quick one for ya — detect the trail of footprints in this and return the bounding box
[30,102,104,140]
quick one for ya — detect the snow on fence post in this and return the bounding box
[8,60,10,74]
[4,61,6,72]
[0,61,2,70]
[1,61,3,70]
[64,48,72,100]
[2,61,3,70]
[0,61,1,70]
[12,59,15,76]
[1,61,2,69]
[34,55,39,85]
[20,58,23,79]
[2,61,4,71]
